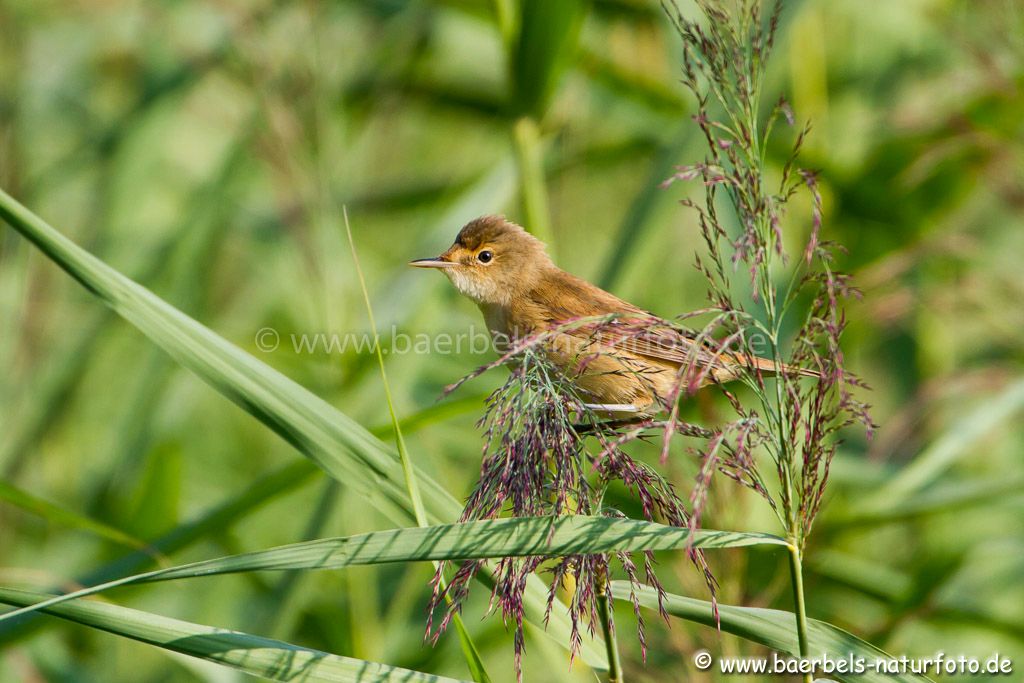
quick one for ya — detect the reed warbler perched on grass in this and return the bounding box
[411,215,812,416]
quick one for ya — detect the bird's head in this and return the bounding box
[409,215,553,306]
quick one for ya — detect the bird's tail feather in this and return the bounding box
[713,354,821,382]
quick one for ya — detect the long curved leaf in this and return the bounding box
[0,588,466,683]
[0,188,607,669]
[614,583,933,683]
[0,516,786,622]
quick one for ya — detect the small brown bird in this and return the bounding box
[411,215,809,416]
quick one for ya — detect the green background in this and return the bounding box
[1,0,1022,681]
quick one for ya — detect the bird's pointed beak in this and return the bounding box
[408,256,456,269]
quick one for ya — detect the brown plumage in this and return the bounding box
[410,215,814,415]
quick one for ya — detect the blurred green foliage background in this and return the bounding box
[1,0,1022,681]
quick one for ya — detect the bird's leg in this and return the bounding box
[564,399,649,434]
[582,403,641,413]
[573,414,652,435]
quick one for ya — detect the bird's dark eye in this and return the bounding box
[477,250,493,263]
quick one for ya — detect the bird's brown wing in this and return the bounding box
[591,320,723,368]
[584,318,818,384]
[527,270,725,369]
[526,269,809,380]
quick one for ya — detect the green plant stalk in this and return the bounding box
[595,574,623,683]
[767,249,811,683]
[752,92,810,678]
[787,542,812,683]
[343,208,428,527]
[512,116,553,251]
[764,182,812,683]
[492,0,514,46]
[343,208,492,683]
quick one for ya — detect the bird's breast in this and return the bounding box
[479,303,514,346]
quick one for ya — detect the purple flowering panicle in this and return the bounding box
[660,0,873,547]
[427,330,716,680]
[428,1,870,678]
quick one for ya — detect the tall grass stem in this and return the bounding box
[596,575,623,683]
[343,207,492,683]
[512,117,554,252]
[786,542,812,683]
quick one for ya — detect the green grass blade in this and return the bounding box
[0,480,155,554]
[864,378,1024,506]
[826,475,1024,529]
[344,209,491,683]
[155,517,785,572]
[614,583,934,683]
[0,401,486,645]
[0,517,785,622]
[251,479,341,638]
[344,207,429,530]
[0,185,459,524]
[0,185,419,525]
[0,588,467,683]
[0,460,319,644]
[1,308,108,476]
[5,129,249,479]
[805,550,913,603]
[0,188,608,670]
